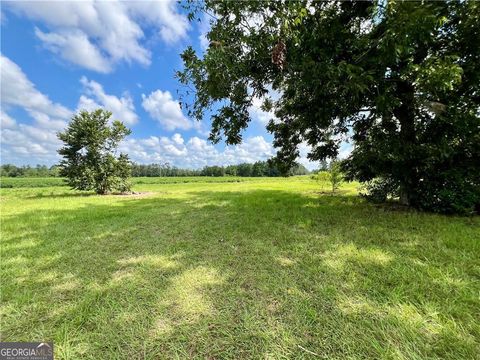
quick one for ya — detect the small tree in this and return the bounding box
[57,109,132,194]
[316,171,330,193]
[329,160,343,193]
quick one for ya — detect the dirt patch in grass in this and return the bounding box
[311,190,349,195]
[110,191,155,198]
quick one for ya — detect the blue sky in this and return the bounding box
[0,1,329,169]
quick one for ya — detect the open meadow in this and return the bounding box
[1,177,479,359]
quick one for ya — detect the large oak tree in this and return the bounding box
[178,0,479,214]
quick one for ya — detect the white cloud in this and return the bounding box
[297,142,316,170]
[338,142,353,159]
[127,1,189,44]
[77,95,102,112]
[1,56,138,164]
[296,141,353,171]
[1,54,71,123]
[172,133,184,145]
[249,96,275,125]
[35,28,111,73]
[78,76,138,125]
[27,111,67,131]
[142,90,192,131]
[0,55,72,163]
[249,87,281,125]
[0,110,16,129]
[1,124,63,164]
[4,0,189,73]
[119,134,275,169]
[198,13,212,51]
[223,136,274,163]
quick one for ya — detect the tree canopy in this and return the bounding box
[57,109,132,194]
[178,0,480,213]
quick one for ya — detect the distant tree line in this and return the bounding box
[132,161,309,177]
[202,161,309,177]
[1,161,309,178]
[0,164,60,177]
[131,163,199,177]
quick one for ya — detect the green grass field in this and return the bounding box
[1,177,479,359]
[0,176,262,189]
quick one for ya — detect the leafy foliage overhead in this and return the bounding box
[57,109,132,194]
[178,0,480,213]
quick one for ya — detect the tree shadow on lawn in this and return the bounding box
[1,189,479,359]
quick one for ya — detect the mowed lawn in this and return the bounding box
[1,177,479,359]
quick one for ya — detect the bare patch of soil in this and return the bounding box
[110,191,155,198]
[310,190,348,195]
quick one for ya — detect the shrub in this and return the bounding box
[361,174,479,215]
[361,178,400,204]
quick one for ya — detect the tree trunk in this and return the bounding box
[96,173,109,195]
[393,80,417,206]
[399,187,410,206]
